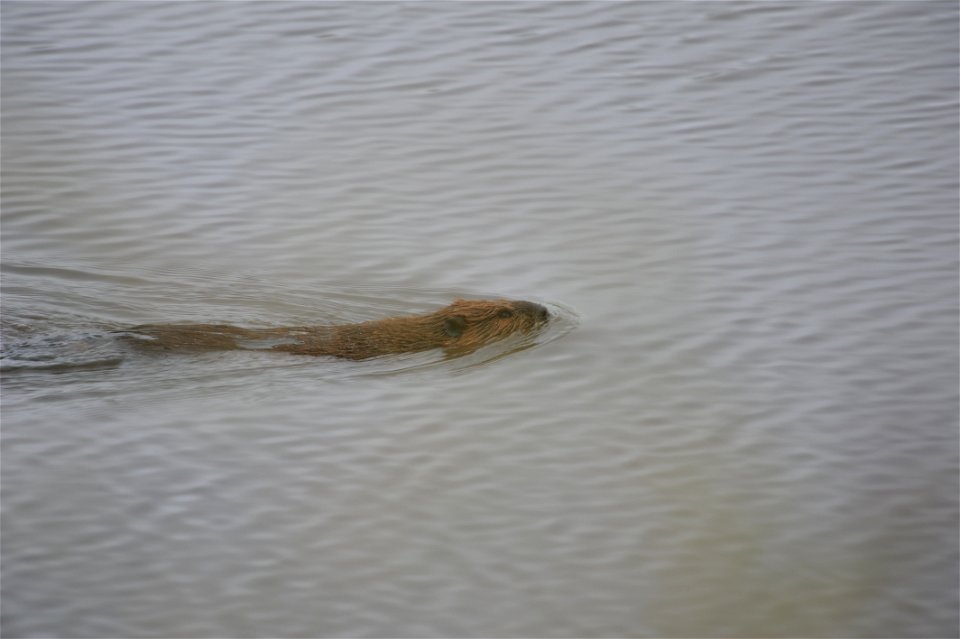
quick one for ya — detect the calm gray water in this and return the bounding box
[2,2,957,638]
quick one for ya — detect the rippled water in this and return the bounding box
[2,3,958,638]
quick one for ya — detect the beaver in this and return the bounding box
[126,298,549,360]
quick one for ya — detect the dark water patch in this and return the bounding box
[1,329,125,374]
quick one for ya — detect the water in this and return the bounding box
[2,2,957,637]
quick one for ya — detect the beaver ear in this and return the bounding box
[443,316,467,338]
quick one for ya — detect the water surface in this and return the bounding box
[2,2,958,638]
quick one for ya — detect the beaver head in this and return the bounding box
[435,298,550,354]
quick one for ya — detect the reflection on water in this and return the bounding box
[2,2,957,638]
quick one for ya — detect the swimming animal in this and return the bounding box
[126,298,550,360]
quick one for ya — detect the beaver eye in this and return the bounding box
[497,309,513,319]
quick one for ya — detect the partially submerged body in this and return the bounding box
[126,298,549,360]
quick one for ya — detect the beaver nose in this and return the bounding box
[515,301,550,322]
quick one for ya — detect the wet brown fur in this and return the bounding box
[127,298,549,360]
